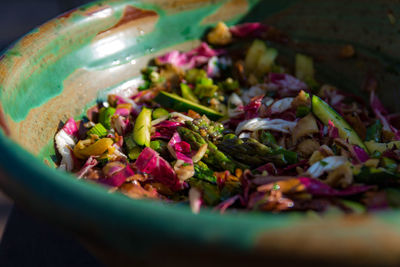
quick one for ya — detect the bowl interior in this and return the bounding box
[1,0,400,263]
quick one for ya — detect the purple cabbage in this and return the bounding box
[353,145,370,163]
[328,120,339,139]
[135,147,182,191]
[214,195,242,214]
[168,132,193,164]
[156,42,223,69]
[63,117,79,137]
[298,177,374,197]
[152,120,184,140]
[256,163,277,175]
[76,156,98,179]
[267,73,308,96]
[101,162,135,187]
[370,90,400,139]
[115,108,130,117]
[243,95,263,120]
[229,23,268,38]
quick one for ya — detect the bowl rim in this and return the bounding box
[0,0,298,251]
[1,0,400,259]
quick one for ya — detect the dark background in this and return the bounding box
[0,0,93,51]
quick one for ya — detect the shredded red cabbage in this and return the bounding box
[229,23,268,38]
[168,132,193,164]
[136,147,183,190]
[353,145,370,163]
[76,156,98,179]
[298,177,374,197]
[157,42,223,69]
[101,162,135,187]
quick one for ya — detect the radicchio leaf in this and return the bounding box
[157,42,223,70]
[370,90,399,138]
[229,23,268,38]
[136,147,182,191]
[76,156,98,178]
[168,132,193,164]
[298,177,373,197]
[55,118,79,171]
[267,73,308,97]
[152,121,184,140]
[101,161,135,187]
[243,95,264,120]
[353,145,370,163]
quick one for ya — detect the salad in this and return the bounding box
[55,22,400,214]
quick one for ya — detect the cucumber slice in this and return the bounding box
[152,108,169,120]
[154,91,223,121]
[255,48,278,76]
[133,107,152,147]
[311,95,368,152]
[245,39,267,73]
[180,83,199,103]
[365,140,400,154]
[295,53,314,81]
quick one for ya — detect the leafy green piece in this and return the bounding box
[152,108,169,120]
[86,123,108,138]
[185,68,207,84]
[218,78,239,93]
[220,180,242,201]
[99,107,116,129]
[382,157,398,173]
[188,178,220,206]
[354,166,400,186]
[296,106,311,118]
[194,78,218,99]
[128,146,143,160]
[260,131,277,147]
[180,83,199,103]
[366,120,382,142]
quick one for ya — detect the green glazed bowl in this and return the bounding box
[1,0,400,265]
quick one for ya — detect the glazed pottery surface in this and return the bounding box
[0,0,400,265]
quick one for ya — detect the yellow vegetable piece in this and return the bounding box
[74,138,113,159]
[365,140,400,154]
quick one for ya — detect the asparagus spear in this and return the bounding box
[177,127,237,172]
[218,136,297,167]
[193,161,217,184]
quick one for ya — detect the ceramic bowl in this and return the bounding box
[0,0,400,265]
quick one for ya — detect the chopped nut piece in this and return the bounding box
[292,114,319,143]
[339,45,355,58]
[365,159,380,168]
[309,151,325,165]
[207,22,232,46]
[344,112,367,140]
[174,160,195,181]
[297,139,320,158]
[325,164,353,188]
[292,90,311,109]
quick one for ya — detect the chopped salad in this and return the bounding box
[55,22,400,214]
